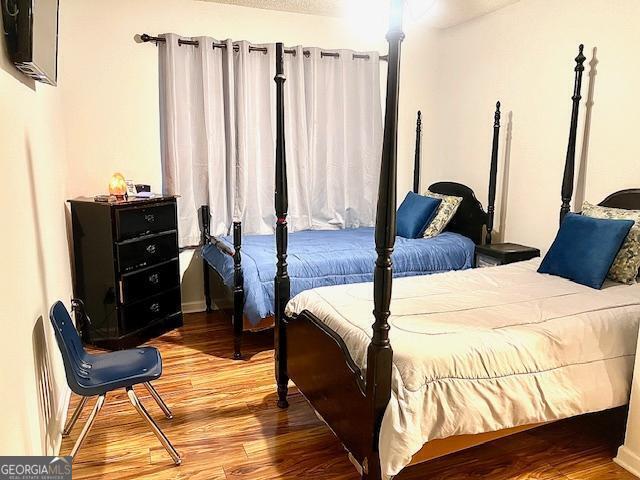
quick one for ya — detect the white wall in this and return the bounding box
[423,0,640,251]
[0,42,71,454]
[616,330,640,476]
[58,0,438,307]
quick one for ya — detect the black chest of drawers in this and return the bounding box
[69,196,183,349]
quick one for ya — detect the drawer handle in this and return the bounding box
[149,303,160,313]
[146,244,157,254]
[148,273,159,285]
[144,214,156,223]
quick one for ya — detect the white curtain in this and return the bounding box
[159,35,382,247]
[303,48,383,229]
[159,34,236,246]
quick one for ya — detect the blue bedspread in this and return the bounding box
[202,228,474,325]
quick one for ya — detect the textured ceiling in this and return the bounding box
[426,0,521,28]
[201,0,521,28]
[204,0,343,18]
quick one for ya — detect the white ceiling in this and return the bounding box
[201,0,521,29]
[424,0,521,28]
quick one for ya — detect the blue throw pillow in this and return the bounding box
[396,192,441,239]
[538,213,634,288]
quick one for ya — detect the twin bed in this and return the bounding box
[202,228,474,325]
[201,107,503,358]
[286,258,640,477]
[269,7,640,480]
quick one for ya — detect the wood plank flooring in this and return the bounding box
[62,312,638,480]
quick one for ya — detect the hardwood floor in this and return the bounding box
[62,312,637,480]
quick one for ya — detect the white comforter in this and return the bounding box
[285,259,640,479]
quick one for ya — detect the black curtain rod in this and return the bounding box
[137,33,389,61]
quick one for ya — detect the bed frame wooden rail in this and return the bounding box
[273,6,619,478]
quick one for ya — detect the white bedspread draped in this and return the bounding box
[158,34,382,246]
[286,260,640,478]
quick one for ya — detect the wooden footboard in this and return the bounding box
[287,311,372,464]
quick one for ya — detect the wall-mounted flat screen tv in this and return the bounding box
[2,0,60,85]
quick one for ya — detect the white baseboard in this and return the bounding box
[54,387,72,455]
[615,445,640,478]
[182,300,207,314]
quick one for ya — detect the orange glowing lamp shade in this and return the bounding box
[108,172,127,197]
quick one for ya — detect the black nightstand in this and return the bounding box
[475,243,540,268]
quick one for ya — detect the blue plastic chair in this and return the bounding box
[49,300,181,465]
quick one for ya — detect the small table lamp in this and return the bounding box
[109,172,127,199]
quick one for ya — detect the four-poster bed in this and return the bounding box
[200,101,503,360]
[273,8,640,478]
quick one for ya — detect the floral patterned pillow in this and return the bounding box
[422,191,463,238]
[582,201,640,284]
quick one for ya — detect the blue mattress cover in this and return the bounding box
[202,227,474,325]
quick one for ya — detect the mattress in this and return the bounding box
[285,259,640,479]
[202,227,474,325]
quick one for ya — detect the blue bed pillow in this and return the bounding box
[396,192,441,239]
[538,213,634,289]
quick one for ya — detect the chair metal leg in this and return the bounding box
[63,396,89,436]
[70,395,105,461]
[126,387,181,465]
[143,382,174,419]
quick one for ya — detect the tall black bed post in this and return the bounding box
[485,101,501,245]
[364,0,403,478]
[232,221,244,359]
[560,44,586,225]
[201,206,213,312]
[413,110,422,194]
[274,42,291,409]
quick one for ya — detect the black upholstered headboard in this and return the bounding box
[598,189,640,210]
[428,181,488,245]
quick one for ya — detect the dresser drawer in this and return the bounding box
[120,288,181,334]
[117,232,178,272]
[120,260,180,304]
[115,203,177,241]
